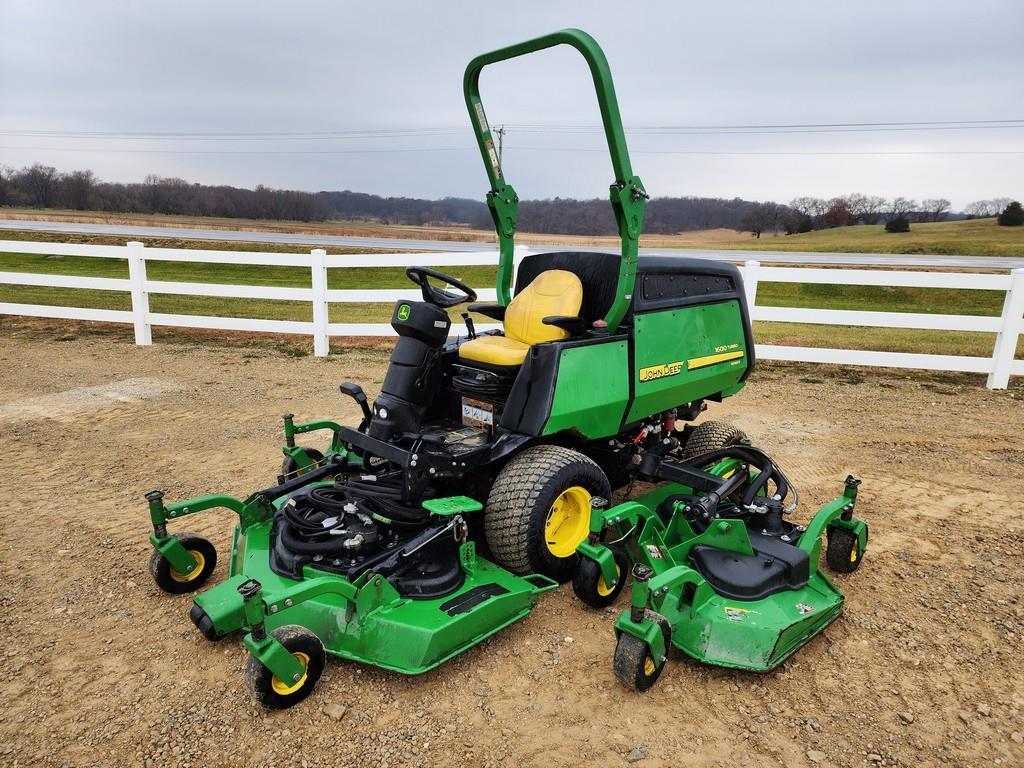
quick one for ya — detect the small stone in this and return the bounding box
[867,754,882,763]
[1010,732,1023,744]
[563,636,574,644]
[958,711,971,724]
[625,744,647,763]
[323,703,348,721]
[531,702,542,711]
[806,749,826,763]
[976,703,991,717]
[898,712,914,724]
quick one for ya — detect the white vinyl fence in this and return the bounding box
[1,239,1021,389]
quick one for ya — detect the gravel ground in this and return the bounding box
[0,330,1022,768]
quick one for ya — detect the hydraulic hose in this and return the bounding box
[681,445,792,508]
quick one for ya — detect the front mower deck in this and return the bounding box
[194,516,556,674]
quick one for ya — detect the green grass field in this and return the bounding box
[1,220,1022,358]
[737,217,1024,258]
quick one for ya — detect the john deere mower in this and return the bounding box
[142,29,850,708]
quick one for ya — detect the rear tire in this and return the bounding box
[484,445,611,581]
[682,420,747,461]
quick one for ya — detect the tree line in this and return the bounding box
[0,163,1016,235]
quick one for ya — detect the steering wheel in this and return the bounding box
[405,267,477,308]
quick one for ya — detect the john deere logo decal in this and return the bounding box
[397,304,411,321]
[639,361,683,382]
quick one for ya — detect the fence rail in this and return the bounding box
[1,239,1021,389]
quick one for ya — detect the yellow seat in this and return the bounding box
[459,269,583,367]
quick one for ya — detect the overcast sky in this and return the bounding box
[1,1,1021,208]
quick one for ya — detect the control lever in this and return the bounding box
[339,382,373,425]
[461,311,477,339]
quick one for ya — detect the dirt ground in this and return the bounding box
[1,331,1022,768]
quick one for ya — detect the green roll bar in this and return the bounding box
[463,28,648,331]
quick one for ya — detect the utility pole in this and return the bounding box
[495,124,506,164]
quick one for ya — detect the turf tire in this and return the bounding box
[682,420,747,461]
[484,445,611,581]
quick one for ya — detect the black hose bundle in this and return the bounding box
[452,367,514,400]
[276,476,437,558]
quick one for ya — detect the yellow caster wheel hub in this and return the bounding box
[170,550,206,583]
[270,652,310,696]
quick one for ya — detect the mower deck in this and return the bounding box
[575,455,868,687]
[194,517,555,675]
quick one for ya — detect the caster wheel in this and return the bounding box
[189,603,221,642]
[149,533,217,594]
[281,448,325,478]
[826,526,864,573]
[613,611,670,692]
[572,548,628,609]
[244,625,326,709]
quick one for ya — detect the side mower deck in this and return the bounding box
[575,457,868,688]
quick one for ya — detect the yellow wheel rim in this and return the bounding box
[850,544,858,563]
[544,485,592,558]
[643,655,656,677]
[270,651,310,696]
[596,565,621,597]
[169,550,205,583]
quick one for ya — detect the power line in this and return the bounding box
[1,119,1022,141]
[2,144,1021,156]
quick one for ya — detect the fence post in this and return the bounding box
[310,248,329,357]
[987,267,1024,389]
[126,241,152,346]
[512,244,530,287]
[743,260,760,315]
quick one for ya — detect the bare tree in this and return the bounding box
[887,197,917,219]
[18,163,59,207]
[861,196,886,224]
[920,198,951,222]
[991,197,1013,217]
[845,193,868,223]
[965,200,992,218]
[60,169,96,210]
[741,202,784,238]
[0,165,11,206]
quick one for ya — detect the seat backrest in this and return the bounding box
[505,269,583,345]
[514,251,622,324]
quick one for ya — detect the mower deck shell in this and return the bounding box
[195,517,556,675]
[584,467,866,675]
